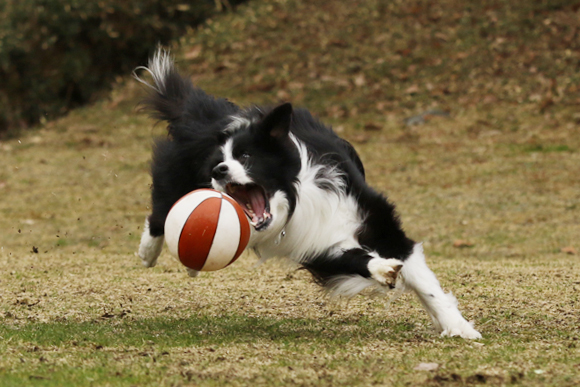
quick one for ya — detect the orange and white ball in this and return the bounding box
[164,189,251,271]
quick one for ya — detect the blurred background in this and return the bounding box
[1,0,579,136]
[0,0,247,136]
[0,0,579,275]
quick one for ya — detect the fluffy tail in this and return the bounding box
[133,48,239,128]
[134,48,192,124]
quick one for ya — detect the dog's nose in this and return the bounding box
[211,163,229,180]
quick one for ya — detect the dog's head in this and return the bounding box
[210,103,301,232]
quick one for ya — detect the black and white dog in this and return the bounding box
[136,50,481,339]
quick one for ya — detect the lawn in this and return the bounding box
[1,0,579,385]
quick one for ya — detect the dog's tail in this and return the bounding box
[134,48,238,128]
[133,48,191,124]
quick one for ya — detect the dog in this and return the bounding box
[135,50,481,339]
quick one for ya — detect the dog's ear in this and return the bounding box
[261,103,293,139]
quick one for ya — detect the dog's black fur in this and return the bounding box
[143,67,414,285]
[135,51,481,339]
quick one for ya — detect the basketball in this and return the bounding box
[164,189,251,271]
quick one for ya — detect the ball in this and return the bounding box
[164,189,251,271]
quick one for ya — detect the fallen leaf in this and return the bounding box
[482,95,498,104]
[176,4,191,11]
[329,39,348,48]
[184,45,202,60]
[539,97,554,112]
[375,101,389,111]
[561,246,577,255]
[246,82,276,92]
[363,122,382,131]
[395,132,420,143]
[354,74,366,87]
[405,84,420,94]
[396,48,413,57]
[453,240,474,248]
[414,362,439,371]
[288,82,304,90]
[349,134,370,144]
[276,90,290,100]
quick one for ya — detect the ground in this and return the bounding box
[1,0,579,385]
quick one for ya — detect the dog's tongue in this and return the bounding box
[227,184,269,226]
[249,189,266,221]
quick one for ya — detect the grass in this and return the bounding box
[0,254,579,386]
[1,0,580,385]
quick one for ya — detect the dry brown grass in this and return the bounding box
[1,0,580,385]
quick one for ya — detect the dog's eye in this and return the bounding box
[241,153,250,160]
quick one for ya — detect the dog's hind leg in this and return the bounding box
[137,216,164,268]
[137,214,200,277]
[400,243,482,339]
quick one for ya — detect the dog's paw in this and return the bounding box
[368,257,403,288]
[137,246,159,268]
[138,229,164,268]
[139,254,158,268]
[186,268,199,278]
[440,322,482,340]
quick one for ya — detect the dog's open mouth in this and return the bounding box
[225,183,272,231]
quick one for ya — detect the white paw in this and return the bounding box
[186,268,199,278]
[137,219,164,268]
[368,257,403,288]
[138,250,159,268]
[441,322,482,340]
[138,235,163,267]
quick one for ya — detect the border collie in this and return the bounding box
[135,50,481,339]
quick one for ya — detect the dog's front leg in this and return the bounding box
[137,217,164,267]
[401,243,481,339]
[137,216,200,277]
[301,248,404,296]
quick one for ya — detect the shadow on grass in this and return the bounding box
[0,314,417,349]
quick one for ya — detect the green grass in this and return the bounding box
[1,0,580,385]
[1,306,578,386]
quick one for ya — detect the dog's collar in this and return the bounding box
[274,229,286,245]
